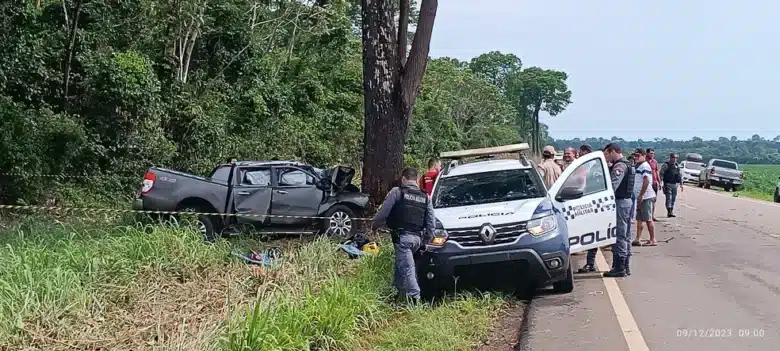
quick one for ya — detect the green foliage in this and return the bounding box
[468,52,572,153]
[737,165,779,201]
[0,1,571,206]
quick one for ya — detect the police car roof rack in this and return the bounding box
[439,143,531,176]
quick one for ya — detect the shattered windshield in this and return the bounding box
[433,169,546,208]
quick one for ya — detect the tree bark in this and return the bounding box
[62,0,84,109]
[532,102,541,154]
[360,0,438,207]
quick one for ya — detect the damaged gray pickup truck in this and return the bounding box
[133,160,370,241]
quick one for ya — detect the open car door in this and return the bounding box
[548,151,617,254]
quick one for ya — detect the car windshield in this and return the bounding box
[433,169,545,208]
[684,162,704,170]
[712,160,738,169]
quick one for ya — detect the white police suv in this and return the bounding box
[416,143,617,297]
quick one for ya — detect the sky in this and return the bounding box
[428,0,780,141]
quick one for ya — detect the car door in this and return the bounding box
[233,167,273,225]
[547,151,617,254]
[270,167,323,225]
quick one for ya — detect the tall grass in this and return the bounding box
[0,215,506,350]
[0,216,232,348]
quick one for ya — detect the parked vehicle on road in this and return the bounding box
[415,143,617,298]
[134,161,369,240]
[685,153,703,163]
[775,177,780,203]
[679,160,705,183]
[697,158,744,191]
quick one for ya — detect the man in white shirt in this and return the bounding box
[631,148,657,246]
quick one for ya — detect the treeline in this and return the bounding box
[551,136,780,164]
[0,0,571,205]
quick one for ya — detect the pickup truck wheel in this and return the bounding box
[322,205,356,239]
[552,262,575,294]
[180,208,217,242]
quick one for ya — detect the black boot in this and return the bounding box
[577,264,595,273]
[625,256,631,276]
[667,207,676,218]
[603,255,627,278]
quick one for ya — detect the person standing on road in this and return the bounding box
[576,145,600,274]
[646,148,661,221]
[602,143,635,278]
[561,147,577,170]
[632,149,658,247]
[419,158,441,196]
[538,145,562,189]
[625,154,638,276]
[372,167,436,304]
[659,153,684,217]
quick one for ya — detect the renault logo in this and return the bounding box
[479,223,497,243]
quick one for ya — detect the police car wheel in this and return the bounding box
[552,263,575,294]
[323,205,356,239]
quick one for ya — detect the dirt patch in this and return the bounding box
[474,300,527,351]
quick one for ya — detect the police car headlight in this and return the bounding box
[527,215,557,237]
[429,229,449,246]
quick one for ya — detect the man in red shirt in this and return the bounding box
[646,148,660,221]
[419,158,441,196]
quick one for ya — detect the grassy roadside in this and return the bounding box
[0,215,506,350]
[733,164,778,202]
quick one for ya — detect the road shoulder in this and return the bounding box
[518,257,628,351]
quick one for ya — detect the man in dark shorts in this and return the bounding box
[646,148,660,221]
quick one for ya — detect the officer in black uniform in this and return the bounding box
[372,167,436,303]
[659,152,683,217]
[603,143,635,277]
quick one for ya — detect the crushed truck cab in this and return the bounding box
[416,144,617,297]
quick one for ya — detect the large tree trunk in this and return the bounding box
[360,0,437,207]
[532,103,542,154]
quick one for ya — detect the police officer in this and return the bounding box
[602,143,635,277]
[372,167,436,303]
[659,152,683,217]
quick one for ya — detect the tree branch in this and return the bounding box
[396,0,409,69]
[400,0,437,108]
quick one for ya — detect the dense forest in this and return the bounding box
[551,136,780,164]
[0,0,572,205]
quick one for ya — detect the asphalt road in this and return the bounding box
[519,186,780,351]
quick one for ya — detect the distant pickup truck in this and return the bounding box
[133,161,370,240]
[697,158,744,191]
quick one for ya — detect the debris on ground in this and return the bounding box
[339,233,380,259]
[232,247,284,266]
